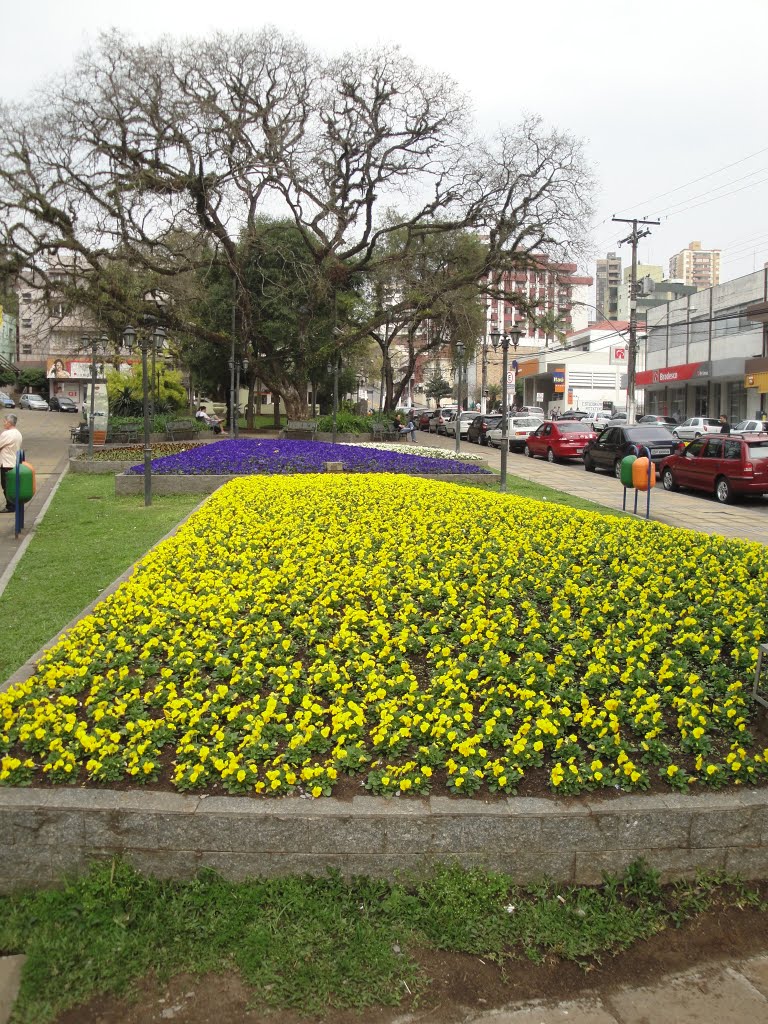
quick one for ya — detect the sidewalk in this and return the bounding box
[0,413,72,593]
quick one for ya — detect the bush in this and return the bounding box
[316,411,379,435]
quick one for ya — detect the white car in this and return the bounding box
[731,419,768,435]
[19,393,50,411]
[672,416,722,440]
[583,411,612,431]
[487,415,544,451]
[443,411,476,439]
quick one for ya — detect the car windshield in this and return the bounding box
[747,441,768,459]
[558,421,592,432]
[625,427,674,442]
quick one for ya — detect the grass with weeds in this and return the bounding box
[0,860,763,1023]
[0,475,201,680]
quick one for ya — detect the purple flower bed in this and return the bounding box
[125,439,493,476]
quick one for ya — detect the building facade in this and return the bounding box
[668,240,721,291]
[595,252,622,322]
[515,323,633,417]
[0,309,17,371]
[637,268,768,422]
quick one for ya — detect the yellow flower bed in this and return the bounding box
[2,475,767,797]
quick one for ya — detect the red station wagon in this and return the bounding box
[524,420,597,463]
[660,433,768,503]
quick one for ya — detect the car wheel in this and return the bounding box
[546,447,556,463]
[524,444,534,458]
[672,431,679,438]
[584,453,595,472]
[694,432,701,439]
[715,476,733,504]
[614,459,623,480]
[662,468,678,491]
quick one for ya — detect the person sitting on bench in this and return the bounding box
[195,405,222,434]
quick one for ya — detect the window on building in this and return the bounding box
[21,318,32,329]
[22,344,32,355]
[21,292,31,301]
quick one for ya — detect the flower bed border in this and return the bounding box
[1,785,766,893]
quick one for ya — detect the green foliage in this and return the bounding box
[106,365,188,417]
[17,368,48,392]
[315,411,376,434]
[1,859,763,1022]
[425,368,453,404]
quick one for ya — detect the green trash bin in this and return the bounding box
[619,454,636,487]
[6,461,36,504]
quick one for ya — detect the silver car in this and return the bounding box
[672,416,722,440]
[19,393,50,411]
[443,411,476,439]
[731,419,768,435]
[487,415,544,451]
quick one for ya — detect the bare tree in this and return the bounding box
[0,31,594,416]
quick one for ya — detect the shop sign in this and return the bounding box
[609,344,628,364]
[552,368,565,394]
[636,361,710,387]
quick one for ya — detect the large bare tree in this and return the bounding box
[0,30,594,416]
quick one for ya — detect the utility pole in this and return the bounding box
[613,216,659,422]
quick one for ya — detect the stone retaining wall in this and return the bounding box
[1,787,766,892]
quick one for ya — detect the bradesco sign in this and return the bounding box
[636,361,710,387]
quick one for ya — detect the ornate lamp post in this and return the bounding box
[228,356,249,438]
[122,323,165,507]
[81,332,108,460]
[455,341,465,456]
[327,353,340,443]
[489,324,523,493]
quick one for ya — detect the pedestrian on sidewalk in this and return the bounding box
[0,414,23,513]
[718,413,731,434]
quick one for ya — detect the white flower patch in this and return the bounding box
[345,442,486,462]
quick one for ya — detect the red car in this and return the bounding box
[660,432,768,503]
[524,420,597,463]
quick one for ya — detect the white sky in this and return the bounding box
[2,0,767,290]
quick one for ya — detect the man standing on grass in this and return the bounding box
[0,414,23,513]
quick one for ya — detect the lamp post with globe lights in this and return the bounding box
[122,323,166,507]
[454,341,465,456]
[489,324,524,492]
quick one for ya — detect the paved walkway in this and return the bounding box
[0,410,73,593]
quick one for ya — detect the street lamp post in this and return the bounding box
[455,342,465,455]
[229,357,249,437]
[81,333,108,460]
[123,323,165,507]
[490,325,523,493]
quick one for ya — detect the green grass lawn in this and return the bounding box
[0,476,202,681]
[1,858,762,1023]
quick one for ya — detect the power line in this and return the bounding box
[612,145,768,217]
[649,166,768,219]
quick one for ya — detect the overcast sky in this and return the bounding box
[2,0,767,291]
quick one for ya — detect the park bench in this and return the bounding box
[165,418,198,441]
[371,422,405,443]
[107,427,141,445]
[283,420,318,440]
[70,424,89,444]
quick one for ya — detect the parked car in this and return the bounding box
[638,414,678,427]
[417,410,432,430]
[466,414,503,445]
[428,407,456,433]
[0,392,15,408]
[517,406,545,418]
[582,411,613,431]
[19,393,50,411]
[524,420,597,462]
[558,409,590,420]
[443,410,476,439]
[660,434,768,503]
[488,415,543,451]
[671,416,722,440]
[731,418,768,435]
[583,425,679,477]
[49,395,78,413]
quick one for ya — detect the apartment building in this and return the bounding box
[668,240,721,291]
[595,252,622,322]
[485,257,594,344]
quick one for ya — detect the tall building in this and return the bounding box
[618,265,664,320]
[485,257,594,345]
[668,241,721,290]
[595,252,622,322]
